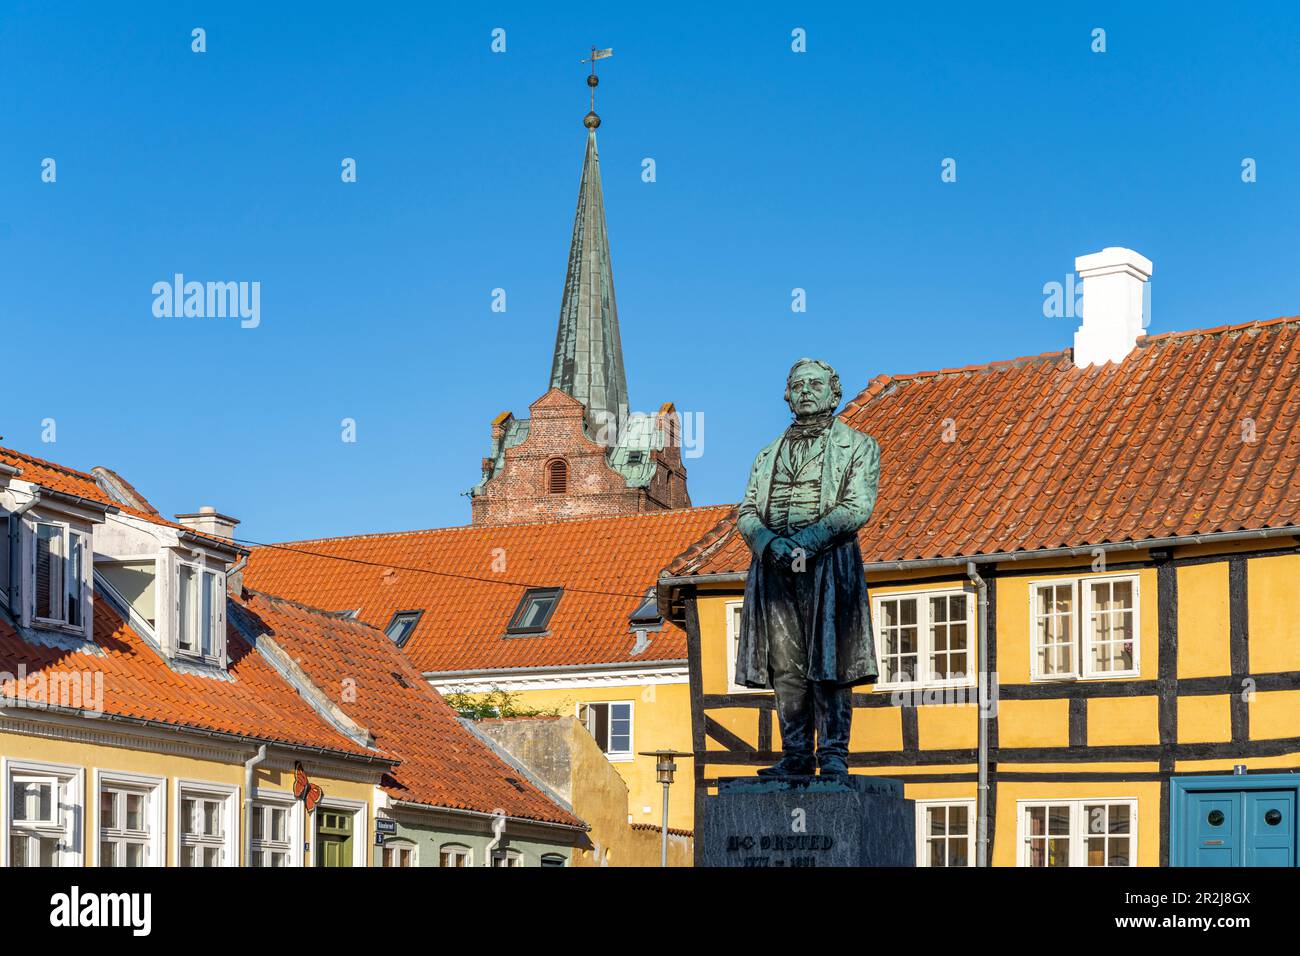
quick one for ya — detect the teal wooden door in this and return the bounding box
[1243,790,1294,867]
[1184,791,1241,866]
[1179,788,1296,866]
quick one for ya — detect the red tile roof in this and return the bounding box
[243,506,733,672]
[0,593,380,761]
[232,591,583,826]
[665,318,1300,577]
[0,446,240,552]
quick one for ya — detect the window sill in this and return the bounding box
[605,753,635,764]
[1031,671,1140,683]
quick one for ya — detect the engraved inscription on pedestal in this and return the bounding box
[701,775,915,868]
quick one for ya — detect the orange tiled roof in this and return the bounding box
[665,318,1300,577]
[243,506,733,673]
[0,446,240,552]
[0,592,381,761]
[232,591,583,827]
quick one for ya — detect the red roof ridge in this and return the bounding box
[0,444,101,483]
[263,503,737,550]
[1135,314,1300,347]
[241,587,380,630]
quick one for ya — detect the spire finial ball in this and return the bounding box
[588,74,599,88]
[584,111,601,129]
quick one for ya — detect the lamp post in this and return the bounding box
[639,749,692,867]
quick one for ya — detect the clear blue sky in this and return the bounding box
[3,1,1299,542]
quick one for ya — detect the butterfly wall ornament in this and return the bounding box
[293,761,324,813]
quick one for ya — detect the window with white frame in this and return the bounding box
[916,800,974,867]
[491,848,523,867]
[175,562,226,663]
[250,797,297,867]
[5,761,82,867]
[1031,575,1139,680]
[382,840,416,867]
[97,774,164,867]
[1019,799,1136,867]
[579,701,633,759]
[32,521,87,631]
[874,590,974,688]
[177,784,236,867]
[725,600,764,693]
[439,843,471,867]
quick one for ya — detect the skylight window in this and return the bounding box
[629,588,662,631]
[506,588,562,635]
[384,610,423,648]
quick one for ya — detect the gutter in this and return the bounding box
[966,562,989,868]
[243,744,268,865]
[422,659,687,680]
[387,799,589,833]
[660,523,1300,588]
[0,702,396,767]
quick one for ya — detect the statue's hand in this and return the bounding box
[768,537,798,562]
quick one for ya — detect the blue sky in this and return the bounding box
[3,1,1300,542]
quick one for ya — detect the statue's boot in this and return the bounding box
[818,757,848,776]
[756,755,815,777]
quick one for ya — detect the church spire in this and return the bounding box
[550,48,628,439]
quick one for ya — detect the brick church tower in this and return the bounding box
[470,65,691,526]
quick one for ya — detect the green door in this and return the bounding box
[315,810,353,867]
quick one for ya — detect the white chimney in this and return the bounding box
[175,505,240,541]
[1072,247,1153,368]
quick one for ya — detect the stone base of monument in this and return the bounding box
[700,774,915,867]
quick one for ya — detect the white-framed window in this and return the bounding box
[175,781,237,867]
[95,771,165,867]
[1017,799,1136,867]
[382,839,417,867]
[491,848,523,868]
[439,842,472,867]
[31,521,88,631]
[1031,575,1139,680]
[725,600,764,694]
[250,792,301,867]
[873,589,975,689]
[175,561,226,664]
[915,799,974,867]
[3,759,84,867]
[579,701,633,760]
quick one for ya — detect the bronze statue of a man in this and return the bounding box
[735,358,880,776]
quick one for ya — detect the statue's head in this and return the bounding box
[784,358,842,418]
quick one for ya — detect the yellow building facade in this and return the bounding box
[676,540,1300,866]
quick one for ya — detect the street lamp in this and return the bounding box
[639,749,692,867]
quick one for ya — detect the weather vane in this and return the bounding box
[581,45,613,128]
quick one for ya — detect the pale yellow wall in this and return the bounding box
[999,698,1069,749]
[1177,561,1230,678]
[0,728,375,866]
[502,682,694,831]
[1178,694,1231,743]
[1247,553,1300,674]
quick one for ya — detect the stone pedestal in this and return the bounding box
[700,775,915,867]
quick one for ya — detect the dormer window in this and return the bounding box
[175,561,225,663]
[629,588,662,631]
[33,522,87,630]
[545,459,568,495]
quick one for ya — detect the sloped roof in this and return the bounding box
[233,591,583,827]
[665,318,1300,578]
[243,505,734,672]
[0,446,241,553]
[0,592,380,761]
